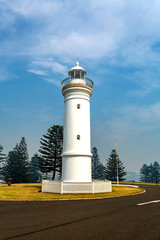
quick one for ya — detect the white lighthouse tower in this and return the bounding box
[61,60,93,183]
[42,61,112,194]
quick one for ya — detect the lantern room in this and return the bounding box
[68,60,86,79]
[68,60,86,85]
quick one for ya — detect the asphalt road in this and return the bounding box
[0,185,160,240]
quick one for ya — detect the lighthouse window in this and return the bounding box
[77,104,80,109]
[77,135,80,140]
[75,71,80,78]
[71,71,74,79]
[81,72,84,79]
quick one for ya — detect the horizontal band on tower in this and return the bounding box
[62,83,93,95]
[61,152,92,157]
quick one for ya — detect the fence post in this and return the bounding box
[61,181,63,194]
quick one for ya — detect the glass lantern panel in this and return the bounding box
[81,71,84,79]
[75,71,80,78]
[71,71,74,79]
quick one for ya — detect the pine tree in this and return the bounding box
[97,163,105,180]
[105,149,126,181]
[0,144,6,175]
[36,125,63,180]
[140,162,160,183]
[2,137,30,183]
[92,147,105,180]
[29,156,41,183]
[152,162,160,183]
[140,164,150,182]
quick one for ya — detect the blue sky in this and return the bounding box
[1,0,160,174]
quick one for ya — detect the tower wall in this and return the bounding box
[62,85,93,182]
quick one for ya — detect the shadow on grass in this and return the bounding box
[23,185,41,189]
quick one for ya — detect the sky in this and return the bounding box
[1,0,160,176]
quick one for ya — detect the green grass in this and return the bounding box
[0,183,144,201]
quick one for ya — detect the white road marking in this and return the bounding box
[137,200,160,206]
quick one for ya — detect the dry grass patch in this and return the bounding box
[0,183,144,201]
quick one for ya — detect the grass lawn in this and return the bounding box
[0,183,144,201]
[123,181,160,186]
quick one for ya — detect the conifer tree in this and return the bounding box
[152,161,160,183]
[2,137,30,183]
[105,149,126,181]
[140,162,160,183]
[36,125,63,180]
[92,147,105,180]
[29,156,41,183]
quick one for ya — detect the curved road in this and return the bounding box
[0,185,160,240]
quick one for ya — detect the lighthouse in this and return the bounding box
[42,61,112,194]
[61,61,93,182]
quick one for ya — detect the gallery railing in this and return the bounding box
[61,77,94,88]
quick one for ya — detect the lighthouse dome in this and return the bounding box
[69,60,86,74]
[68,61,86,84]
[69,61,86,77]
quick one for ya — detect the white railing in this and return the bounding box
[42,180,112,194]
[61,77,94,88]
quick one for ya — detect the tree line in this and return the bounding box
[140,162,160,183]
[0,137,41,183]
[91,147,126,181]
[0,125,64,183]
[0,124,126,183]
[1,124,159,183]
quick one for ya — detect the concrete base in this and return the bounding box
[42,180,112,194]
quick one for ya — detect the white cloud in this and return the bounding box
[127,70,160,96]
[1,0,160,93]
[0,0,62,19]
[44,78,61,87]
[27,58,67,86]
[27,69,47,76]
[41,32,118,59]
[31,58,67,75]
[1,0,160,63]
[106,102,160,137]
